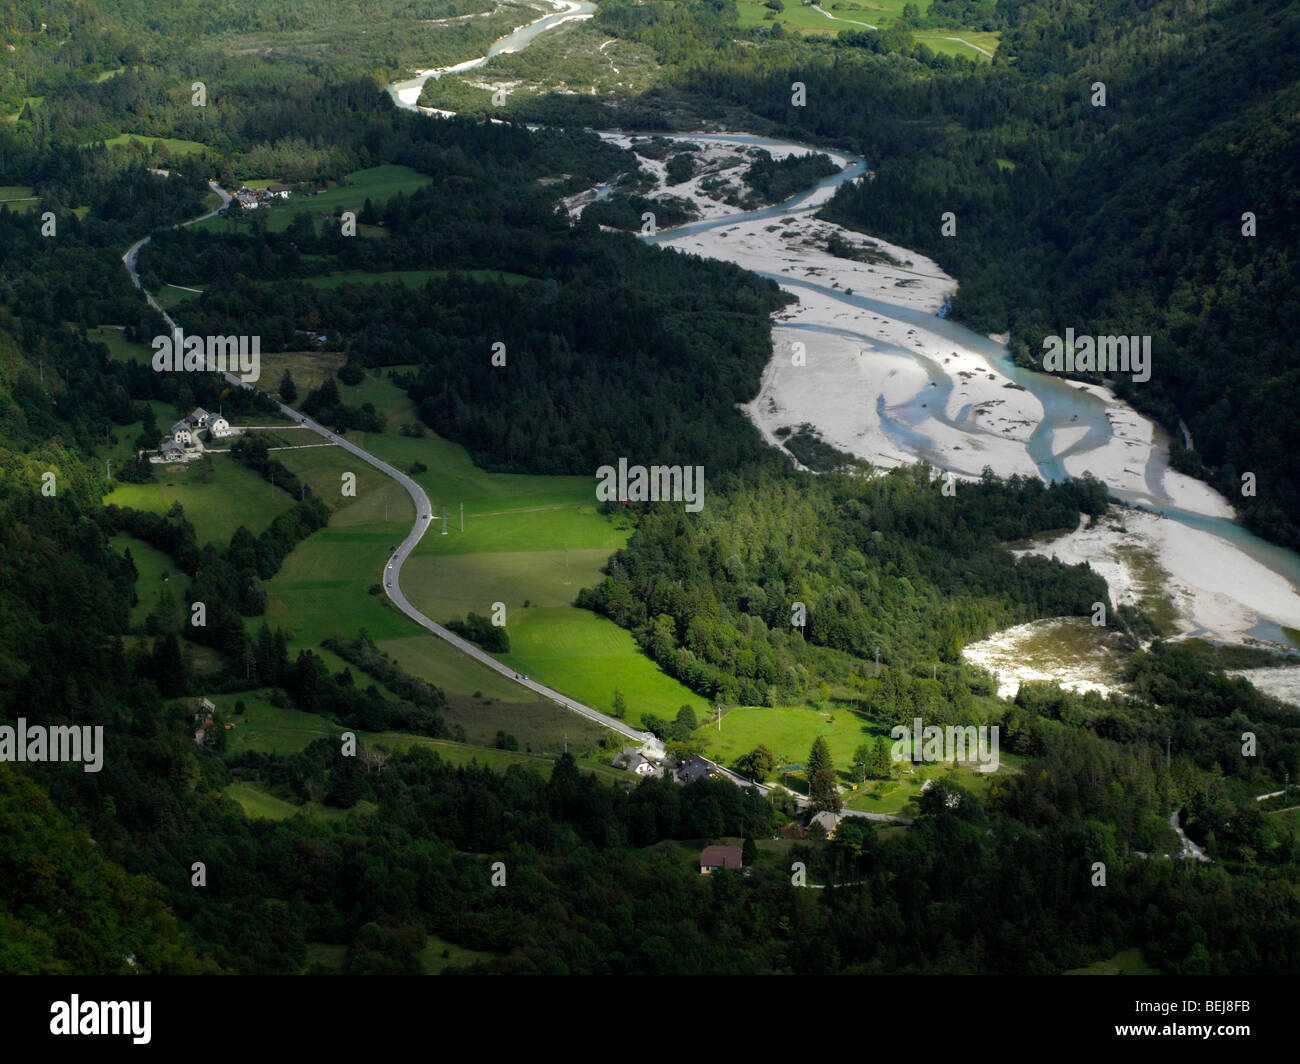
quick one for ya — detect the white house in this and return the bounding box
[613,746,657,776]
[207,415,231,438]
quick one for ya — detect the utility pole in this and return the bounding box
[441,507,448,535]
[106,460,111,478]
[460,502,464,532]
[875,647,880,677]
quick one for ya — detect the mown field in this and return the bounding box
[302,268,534,290]
[194,164,433,235]
[110,532,182,629]
[96,133,211,157]
[734,0,997,61]
[0,185,38,212]
[704,698,1019,813]
[103,453,297,547]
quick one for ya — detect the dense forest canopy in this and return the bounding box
[0,0,1296,978]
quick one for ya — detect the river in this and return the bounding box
[385,5,1300,651]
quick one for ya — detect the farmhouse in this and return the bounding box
[676,754,714,785]
[612,747,655,775]
[266,183,291,199]
[151,408,237,462]
[699,845,743,874]
[807,810,841,840]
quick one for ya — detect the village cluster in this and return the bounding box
[150,406,235,463]
[233,183,292,209]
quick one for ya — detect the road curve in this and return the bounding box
[122,184,661,756]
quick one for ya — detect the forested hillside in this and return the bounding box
[434,0,1300,549]
[579,466,1112,704]
[0,0,1298,979]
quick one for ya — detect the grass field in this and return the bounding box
[0,185,38,212]
[737,0,884,33]
[103,456,298,548]
[223,781,373,821]
[89,325,153,366]
[110,532,182,629]
[497,607,711,727]
[734,0,997,60]
[254,349,348,395]
[303,268,534,290]
[153,283,205,310]
[704,698,1016,813]
[912,31,999,59]
[4,97,42,123]
[265,371,709,727]
[220,696,344,755]
[98,133,210,157]
[366,731,627,784]
[418,936,493,974]
[194,164,433,235]
[1065,947,1160,975]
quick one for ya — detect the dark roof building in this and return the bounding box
[699,845,743,874]
[677,754,714,784]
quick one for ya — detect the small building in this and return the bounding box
[207,415,231,438]
[157,439,185,462]
[613,746,658,777]
[808,810,841,840]
[194,697,216,721]
[676,754,714,785]
[266,184,291,200]
[699,845,743,875]
[236,188,261,209]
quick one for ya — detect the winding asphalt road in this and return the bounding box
[122,182,662,756]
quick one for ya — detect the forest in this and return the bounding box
[578,465,1113,704]
[0,0,1297,978]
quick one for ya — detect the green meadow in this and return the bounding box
[0,185,38,212]
[704,698,1017,813]
[98,133,210,157]
[110,532,182,629]
[4,97,43,123]
[222,781,366,822]
[103,456,297,548]
[303,268,534,290]
[217,695,344,756]
[418,936,493,974]
[734,0,997,61]
[912,31,998,59]
[496,607,711,727]
[1065,948,1159,975]
[195,164,433,235]
[365,732,626,784]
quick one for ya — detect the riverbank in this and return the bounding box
[582,129,1300,661]
[389,0,593,110]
